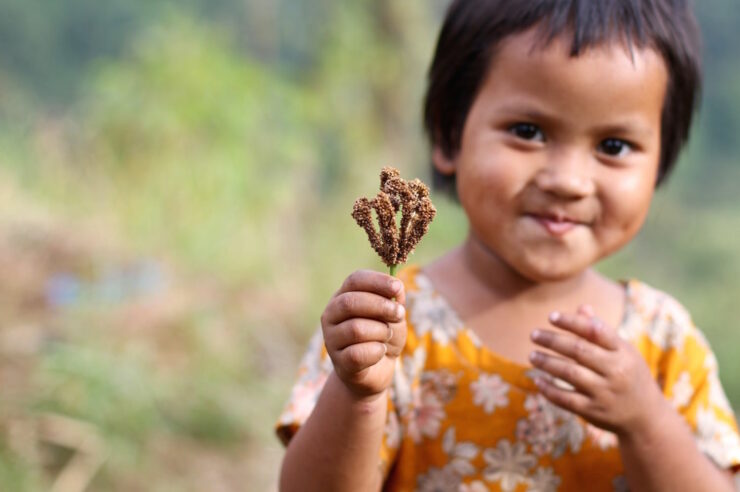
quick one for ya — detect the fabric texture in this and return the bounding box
[276,265,740,491]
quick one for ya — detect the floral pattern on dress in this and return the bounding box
[483,439,537,491]
[471,373,510,414]
[408,273,465,346]
[276,266,740,490]
[516,392,584,457]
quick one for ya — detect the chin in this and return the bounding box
[515,256,591,284]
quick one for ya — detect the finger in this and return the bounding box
[549,311,619,351]
[530,329,611,376]
[577,304,595,317]
[385,318,407,358]
[529,351,601,395]
[534,375,591,415]
[326,318,392,350]
[336,270,404,301]
[337,342,387,374]
[324,291,405,325]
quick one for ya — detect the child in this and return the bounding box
[277,1,740,490]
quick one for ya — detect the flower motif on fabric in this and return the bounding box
[385,405,401,450]
[470,373,510,414]
[442,427,480,477]
[645,297,692,350]
[459,480,489,492]
[408,275,464,345]
[482,439,537,492]
[585,423,618,450]
[670,371,693,409]
[399,368,458,444]
[529,467,562,492]
[416,465,462,492]
[415,427,481,491]
[696,406,740,468]
[516,392,584,457]
[405,388,446,443]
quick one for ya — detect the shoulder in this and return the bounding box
[621,279,710,353]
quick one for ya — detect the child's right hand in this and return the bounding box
[320,269,407,400]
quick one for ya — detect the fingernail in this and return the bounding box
[396,304,405,319]
[531,329,541,341]
[529,351,542,363]
[549,311,560,322]
[387,327,394,342]
[391,280,402,293]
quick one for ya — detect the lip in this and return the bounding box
[527,214,584,237]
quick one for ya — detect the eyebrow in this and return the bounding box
[493,103,656,140]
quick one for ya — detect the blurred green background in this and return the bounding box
[0,1,738,490]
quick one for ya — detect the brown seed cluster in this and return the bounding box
[352,167,436,268]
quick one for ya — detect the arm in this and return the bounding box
[280,373,388,492]
[530,307,735,492]
[617,396,735,492]
[279,270,407,492]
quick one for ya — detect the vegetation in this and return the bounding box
[0,1,738,490]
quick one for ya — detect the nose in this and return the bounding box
[534,149,595,199]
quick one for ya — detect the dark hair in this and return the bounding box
[423,0,702,197]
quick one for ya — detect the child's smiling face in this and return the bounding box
[434,28,669,282]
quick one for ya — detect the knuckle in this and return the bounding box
[343,271,362,290]
[573,339,588,360]
[347,320,365,342]
[345,345,368,370]
[565,364,578,381]
[337,293,356,314]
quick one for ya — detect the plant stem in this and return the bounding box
[389,264,397,277]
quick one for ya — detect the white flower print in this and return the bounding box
[283,371,328,425]
[406,388,446,443]
[670,371,693,409]
[645,298,692,350]
[696,406,740,468]
[408,275,464,345]
[394,346,427,411]
[708,373,734,415]
[416,465,461,492]
[423,370,460,402]
[483,439,537,492]
[385,407,401,450]
[529,467,562,492]
[470,373,510,414]
[443,427,480,477]
[458,480,488,492]
[586,424,618,450]
[517,393,584,457]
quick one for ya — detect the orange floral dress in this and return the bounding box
[276,266,740,491]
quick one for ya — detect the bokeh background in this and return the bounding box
[0,1,738,491]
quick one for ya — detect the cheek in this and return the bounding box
[601,172,656,237]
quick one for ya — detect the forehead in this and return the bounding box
[477,28,669,127]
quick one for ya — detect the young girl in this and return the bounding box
[277,1,740,490]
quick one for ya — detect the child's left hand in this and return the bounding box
[529,305,669,437]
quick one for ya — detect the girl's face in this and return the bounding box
[435,29,668,283]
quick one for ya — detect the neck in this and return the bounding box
[460,232,592,305]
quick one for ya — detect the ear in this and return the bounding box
[432,146,456,176]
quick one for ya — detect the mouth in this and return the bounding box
[526,212,588,237]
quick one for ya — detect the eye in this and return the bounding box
[598,138,631,157]
[509,123,544,142]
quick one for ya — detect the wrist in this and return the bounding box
[329,371,389,410]
[617,392,675,446]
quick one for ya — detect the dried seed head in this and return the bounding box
[352,167,436,270]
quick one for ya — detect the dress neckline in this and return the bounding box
[410,267,635,377]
